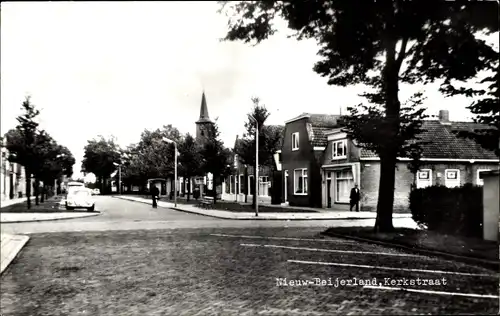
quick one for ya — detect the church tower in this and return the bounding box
[195,91,214,144]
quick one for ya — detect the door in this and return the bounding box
[284,170,289,202]
[326,171,332,208]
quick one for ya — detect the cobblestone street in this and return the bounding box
[1,197,497,315]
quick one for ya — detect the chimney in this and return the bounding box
[439,110,450,124]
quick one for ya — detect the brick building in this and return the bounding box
[280,113,342,208]
[281,110,499,211]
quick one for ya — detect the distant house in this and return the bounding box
[280,110,499,211]
[281,113,343,208]
[222,125,284,204]
[1,146,33,201]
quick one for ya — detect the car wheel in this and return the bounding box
[87,204,95,212]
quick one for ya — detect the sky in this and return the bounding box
[1,2,498,178]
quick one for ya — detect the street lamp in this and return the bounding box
[163,137,178,207]
[248,114,259,217]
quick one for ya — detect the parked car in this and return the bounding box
[66,181,85,196]
[66,188,95,211]
[92,188,100,195]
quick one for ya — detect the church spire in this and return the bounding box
[196,91,212,123]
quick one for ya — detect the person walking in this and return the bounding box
[349,184,360,212]
[151,185,160,208]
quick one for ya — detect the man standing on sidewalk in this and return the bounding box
[349,184,360,212]
[151,186,160,208]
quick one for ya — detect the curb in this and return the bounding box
[114,196,392,221]
[0,212,102,224]
[321,231,500,272]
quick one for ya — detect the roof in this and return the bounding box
[196,92,212,124]
[307,114,343,147]
[360,120,498,160]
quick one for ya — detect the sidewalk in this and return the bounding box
[1,195,101,223]
[114,195,413,221]
[1,233,29,275]
[1,212,100,223]
[1,196,35,208]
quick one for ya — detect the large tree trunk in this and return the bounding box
[374,152,397,233]
[34,178,40,205]
[244,166,248,203]
[26,170,31,209]
[186,177,191,202]
[374,38,401,233]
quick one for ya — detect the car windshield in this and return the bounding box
[71,190,90,197]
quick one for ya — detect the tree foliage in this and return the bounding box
[4,96,75,207]
[82,136,121,192]
[443,67,499,156]
[178,133,203,200]
[117,125,184,190]
[220,0,499,232]
[199,120,233,203]
[235,97,284,206]
[237,98,283,167]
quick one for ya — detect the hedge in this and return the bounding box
[409,183,483,238]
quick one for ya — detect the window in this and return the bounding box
[259,176,270,196]
[331,140,347,159]
[239,174,245,194]
[294,169,308,195]
[335,169,353,203]
[201,130,204,136]
[444,169,460,188]
[234,154,239,168]
[292,132,299,151]
[477,169,491,186]
[416,169,432,188]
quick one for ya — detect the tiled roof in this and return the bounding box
[308,114,343,147]
[360,120,498,160]
[311,127,332,147]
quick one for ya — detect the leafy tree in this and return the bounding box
[236,97,283,207]
[119,125,183,193]
[134,125,183,180]
[5,96,40,209]
[443,68,499,156]
[31,130,56,203]
[220,0,499,232]
[200,120,233,204]
[119,145,144,189]
[178,133,203,201]
[37,141,75,201]
[82,136,121,193]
